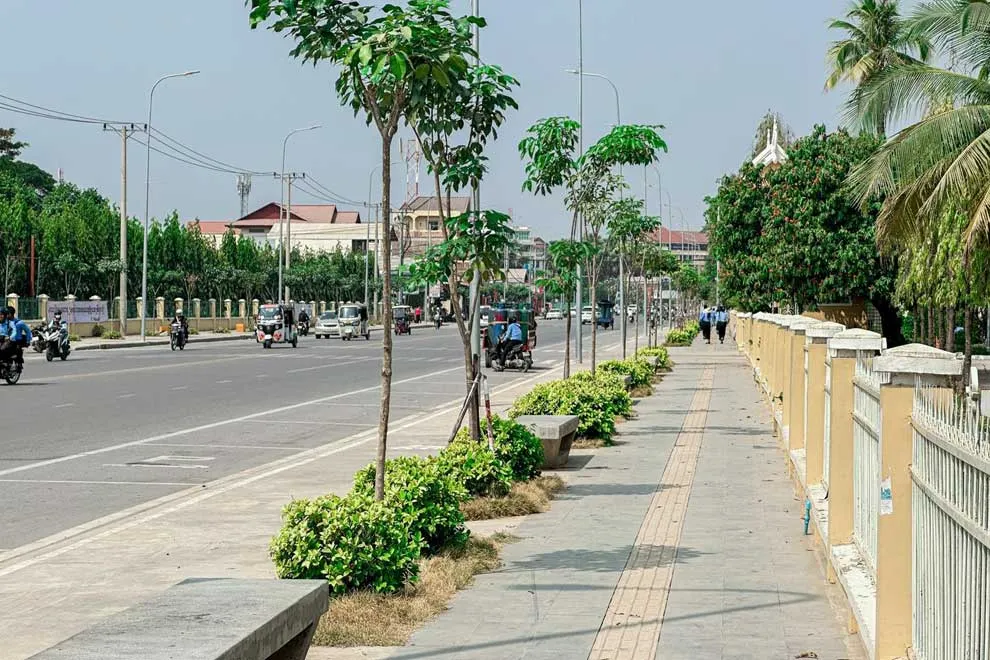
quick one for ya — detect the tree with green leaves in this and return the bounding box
[536,239,597,377]
[250,0,480,499]
[0,128,25,160]
[520,118,667,371]
[606,197,659,356]
[641,244,680,346]
[825,0,930,135]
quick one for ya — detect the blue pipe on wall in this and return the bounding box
[803,499,812,535]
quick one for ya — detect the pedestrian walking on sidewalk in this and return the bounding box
[699,305,712,344]
[715,305,728,344]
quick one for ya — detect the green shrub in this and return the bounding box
[599,358,653,388]
[436,441,513,498]
[68,334,81,342]
[665,327,695,346]
[454,416,544,482]
[91,324,105,338]
[352,456,467,554]
[635,346,671,369]
[509,372,632,442]
[214,326,231,334]
[188,327,200,335]
[270,493,421,596]
[102,330,123,340]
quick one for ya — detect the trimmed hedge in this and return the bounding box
[453,415,544,482]
[509,371,632,442]
[635,346,671,369]
[270,493,421,595]
[436,440,514,498]
[599,358,654,388]
[352,455,468,554]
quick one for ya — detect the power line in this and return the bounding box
[305,175,365,206]
[151,128,269,176]
[0,93,134,125]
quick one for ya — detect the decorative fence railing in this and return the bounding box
[852,355,882,576]
[912,384,990,660]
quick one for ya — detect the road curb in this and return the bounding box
[74,334,255,351]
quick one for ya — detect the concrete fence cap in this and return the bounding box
[828,328,883,353]
[874,342,962,376]
[804,321,845,341]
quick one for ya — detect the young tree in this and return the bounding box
[250,0,476,498]
[608,201,660,354]
[0,128,26,160]
[536,239,596,377]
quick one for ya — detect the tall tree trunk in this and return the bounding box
[564,300,572,378]
[375,135,395,502]
[871,295,905,348]
[927,305,935,346]
[946,306,956,353]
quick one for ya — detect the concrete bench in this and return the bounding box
[515,415,580,469]
[29,578,329,660]
[620,373,633,389]
[641,355,660,369]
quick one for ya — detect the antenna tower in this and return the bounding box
[236,174,252,217]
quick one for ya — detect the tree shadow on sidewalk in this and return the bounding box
[506,543,707,574]
[559,482,680,497]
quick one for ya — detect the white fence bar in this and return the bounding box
[853,363,881,576]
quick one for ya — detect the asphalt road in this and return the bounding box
[0,321,577,550]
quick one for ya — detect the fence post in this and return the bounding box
[251,299,259,317]
[873,343,960,660]
[174,298,184,316]
[739,312,751,359]
[753,313,768,396]
[37,294,48,321]
[155,297,165,322]
[223,299,232,319]
[238,299,247,320]
[803,322,845,487]
[785,318,817,452]
[192,298,201,333]
[209,298,217,332]
[826,329,883,556]
[5,293,18,315]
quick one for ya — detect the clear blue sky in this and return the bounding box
[0,0,848,239]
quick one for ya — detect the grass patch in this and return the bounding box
[460,475,565,521]
[631,384,653,398]
[313,534,511,647]
[572,437,609,449]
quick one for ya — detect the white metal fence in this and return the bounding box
[912,384,990,660]
[852,354,882,574]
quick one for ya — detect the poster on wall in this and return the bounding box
[47,300,109,324]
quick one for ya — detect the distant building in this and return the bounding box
[393,195,471,261]
[752,118,789,167]
[655,227,709,270]
[189,220,240,246]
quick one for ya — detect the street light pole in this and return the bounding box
[279,124,321,304]
[575,0,584,363]
[470,0,482,371]
[141,70,199,342]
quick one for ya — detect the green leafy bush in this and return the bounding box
[352,455,467,554]
[214,326,231,334]
[91,324,105,338]
[270,493,421,595]
[509,372,632,441]
[599,358,654,388]
[665,327,695,346]
[188,327,200,335]
[102,330,123,340]
[635,346,671,369]
[454,415,544,482]
[68,334,81,343]
[684,320,700,335]
[437,441,513,498]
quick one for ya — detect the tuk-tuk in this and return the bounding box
[393,305,412,335]
[597,300,615,330]
[337,302,370,341]
[256,303,298,349]
[483,307,537,369]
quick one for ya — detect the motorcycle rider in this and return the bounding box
[0,306,31,367]
[499,315,524,368]
[172,309,189,344]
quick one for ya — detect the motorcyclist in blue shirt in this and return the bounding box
[499,315,524,368]
[0,306,30,366]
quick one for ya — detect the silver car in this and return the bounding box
[314,311,340,339]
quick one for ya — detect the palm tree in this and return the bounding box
[825,0,931,135]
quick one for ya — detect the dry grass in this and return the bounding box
[313,534,515,647]
[630,384,654,398]
[572,437,608,449]
[460,475,566,521]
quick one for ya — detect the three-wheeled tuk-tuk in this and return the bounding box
[596,299,615,330]
[483,306,537,370]
[255,304,298,349]
[337,302,370,341]
[393,305,412,335]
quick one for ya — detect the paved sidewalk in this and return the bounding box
[380,341,864,660]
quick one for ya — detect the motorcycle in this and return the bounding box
[297,319,309,336]
[490,334,533,373]
[434,316,442,330]
[41,321,70,362]
[0,355,22,385]
[170,322,187,351]
[30,324,47,353]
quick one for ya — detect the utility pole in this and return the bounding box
[575,0,584,363]
[104,122,145,337]
[275,171,305,303]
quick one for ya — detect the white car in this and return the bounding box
[545,309,563,320]
[581,306,593,324]
[314,311,340,338]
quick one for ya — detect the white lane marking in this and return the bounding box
[0,365,464,478]
[170,386,188,391]
[215,379,232,384]
[0,364,558,575]
[255,374,268,379]
[23,355,254,383]
[54,403,75,409]
[145,443,296,451]
[117,393,136,399]
[286,357,374,374]
[103,463,210,470]
[250,419,332,426]
[0,479,191,487]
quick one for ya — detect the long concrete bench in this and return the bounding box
[515,414,580,469]
[28,578,329,660]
